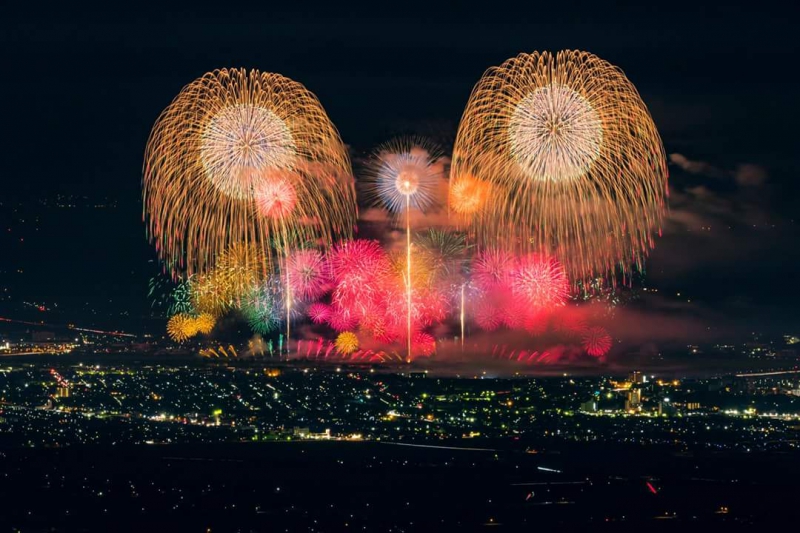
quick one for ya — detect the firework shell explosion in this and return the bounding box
[193,313,216,335]
[241,283,280,335]
[143,68,356,278]
[189,243,267,317]
[362,136,447,214]
[287,249,330,301]
[335,331,359,354]
[452,50,667,282]
[581,326,613,357]
[167,313,197,342]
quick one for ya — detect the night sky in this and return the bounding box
[1,2,798,339]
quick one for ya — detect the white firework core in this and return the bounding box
[200,104,296,199]
[396,169,420,196]
[510,84,602,183]
[377,154,438,212]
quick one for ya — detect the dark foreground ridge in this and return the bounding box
[1,441,799,531]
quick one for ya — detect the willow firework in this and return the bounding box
[452,50,668,281]
[189,243,266,317]
[143,68,356,277]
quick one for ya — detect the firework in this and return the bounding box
[363,137,448,361]
[242,284,280,335]
[510,254,569,308]
[448,174,490,217]
[287,249,329,301]
[168,278,195,316]
[414,229,470,282]
[190,243,266,317]
[474,301,502,331]
[581,326,612,357]
[335,331,359,354]
[167,313,196,342]
[500,299,527,329]
[452,50,667,281]
[328,306,359,332]
[362,136,446,214]
[472,249,514,290]
[143,68,355,278]
[413,332,436,357]
[194,313,216,335]
[254,171,298,220]
[307,302,332,324]
[328,239,392,316]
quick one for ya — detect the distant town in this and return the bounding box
[2,358,799,451]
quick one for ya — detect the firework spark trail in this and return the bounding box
[363,137,447,361]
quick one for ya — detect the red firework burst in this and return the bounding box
[581,326,612,357]
[327,239,391,283]
[328,306,358,331]
[475,302,502,331]
[511,254,569,309]
[500,298,527,329]
[472,249,514,290]
[523,310,548,336]
[412,332,436,357]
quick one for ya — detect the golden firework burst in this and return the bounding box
[144,68,356,277]
[193,313,216,335]
[452,50,667,281]
[167,313,196,342]
[189,243,266,317]
[335,331,359,354]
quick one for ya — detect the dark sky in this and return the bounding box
[1,2,798,338]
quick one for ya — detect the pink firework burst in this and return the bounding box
[307,302,332,324]
[472,249,514,291]
[328,240,392,314]
[287,249,329,300]
[327,239,391,283]
[255,174,297,220]
[581,326,612,357]
[511,254,570,309]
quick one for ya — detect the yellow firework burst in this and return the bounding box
[167,313,196,342]
[193,313,216,335]
[143,68,356,277]
[190,243,266,317]
[452,50,667,281]
[335,331,359,354]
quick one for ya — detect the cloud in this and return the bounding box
[669,153,726,178]
[669,153,769,188]
[734,163,768,187]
